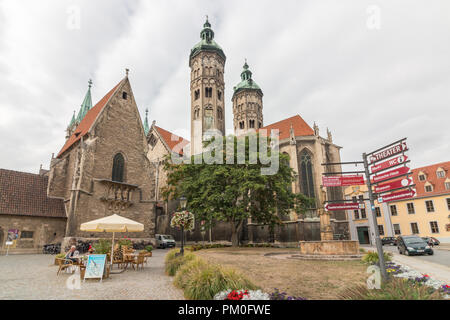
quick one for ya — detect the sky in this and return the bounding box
[0,0,449,173]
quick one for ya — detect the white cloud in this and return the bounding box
[0,0,448,173]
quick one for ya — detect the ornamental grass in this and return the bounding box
[166,249,258,300]
[339,278,445,300]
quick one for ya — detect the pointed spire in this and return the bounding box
[313,122,319,136]
[200,16,214,42]
[69,110,76,127]
[241,59,252,81]
[143,108,150,135]
[327,128,333,142]
[125,68,130,77]
[76,79,93,123]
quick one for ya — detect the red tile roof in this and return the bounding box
[154,126,189,155]
[412,161,450,197]
[259,115,314,140]
[57,80,123,158]
[0,169,66,218]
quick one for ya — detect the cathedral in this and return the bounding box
[0,19,349,253]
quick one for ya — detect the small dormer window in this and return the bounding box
[418,174,426,181]
[122,92,128,100]
[425,183,433,192]
[437,168,445,178]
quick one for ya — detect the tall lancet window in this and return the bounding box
[300,150,315,198]
[112,153,125,182]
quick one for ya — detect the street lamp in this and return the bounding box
[179,196,187,255]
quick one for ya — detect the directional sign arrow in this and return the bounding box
[371,166,410,184]
[378,189,416,203]
[370,141,407,164]
[374,177,413,193]
[370,155,408,174]
[324,203,360,211]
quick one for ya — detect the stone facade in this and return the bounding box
[48,77,156,244]
[190,21,226,155]
[0,215,66,253]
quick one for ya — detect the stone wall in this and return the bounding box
[0,215,66,252]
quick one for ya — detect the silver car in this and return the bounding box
[156,234,176,249]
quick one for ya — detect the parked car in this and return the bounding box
[381,237,397,246]
[155,234,176,249]
[421,237,440,246]
[397,235,433,256]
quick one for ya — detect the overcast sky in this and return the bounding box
[0,0,449,173]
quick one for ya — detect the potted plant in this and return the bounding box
[145,245,153,257]
[54,253,66,265]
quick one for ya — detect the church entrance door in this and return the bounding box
[357,226,370,244]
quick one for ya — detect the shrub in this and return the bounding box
[56,253,66,259]
[118,239,132,248]
[339,278,444,300]
[165,249,196,276]
[362,251,392,265]
[93,239,111,254]
[174,257,208,289]
[183,264,258,300]
[145,245,153,252]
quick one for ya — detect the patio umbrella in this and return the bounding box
[80,214,144,265]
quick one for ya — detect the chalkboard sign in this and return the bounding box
[84,254,107,282]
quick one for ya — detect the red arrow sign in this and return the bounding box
[371,155,408,174]
[374,177,413,193]
[371,166,410,184]
[369,141,407,164]
[324,203,362,211]
[322,175,365,187]
[378,189,416,203]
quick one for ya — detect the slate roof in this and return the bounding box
[0,169,66,218]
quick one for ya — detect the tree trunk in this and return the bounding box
[230,220,244,247]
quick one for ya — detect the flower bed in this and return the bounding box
[214,289,270,300]
[386,262,449,299]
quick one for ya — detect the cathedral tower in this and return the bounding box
[232,61,263,136]
[189,18,226,155]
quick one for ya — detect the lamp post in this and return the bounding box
[179,196,187,256]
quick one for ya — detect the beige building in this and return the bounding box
[345,161,450,244]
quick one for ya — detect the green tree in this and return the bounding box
[162,134,313,247]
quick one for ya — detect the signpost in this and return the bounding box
[370,155,408,174]
[322,175,365,187]
[373,177,413,194]
[369,141,407,164]
[377,189,416,203]
[324,202,362,211]
[322,138,414,282]
[371,166,410,184]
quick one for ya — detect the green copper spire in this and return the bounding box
[143,108,150,135]
[190,17,226,63]
[68,110,76,128]
[76,79,93,123]
[233,60,262,97]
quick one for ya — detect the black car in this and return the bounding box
[397,235,433,256]
[422,237,440,246]
[381,237,397,246]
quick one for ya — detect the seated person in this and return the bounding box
[65,245,80,263]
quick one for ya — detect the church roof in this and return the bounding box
[0,169,66,218]
[260,115,314,140]
[57,79,124,158]
[154,126,189,155]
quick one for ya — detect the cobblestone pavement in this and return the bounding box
[0,249,184,300]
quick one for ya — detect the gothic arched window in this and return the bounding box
[112,153,125,182]
[300,150,315,198]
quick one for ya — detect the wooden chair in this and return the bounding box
[131,252,146,270]
[112,246,124,269]
[56,258,75,275]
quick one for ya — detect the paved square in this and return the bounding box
[0,249,184,300]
